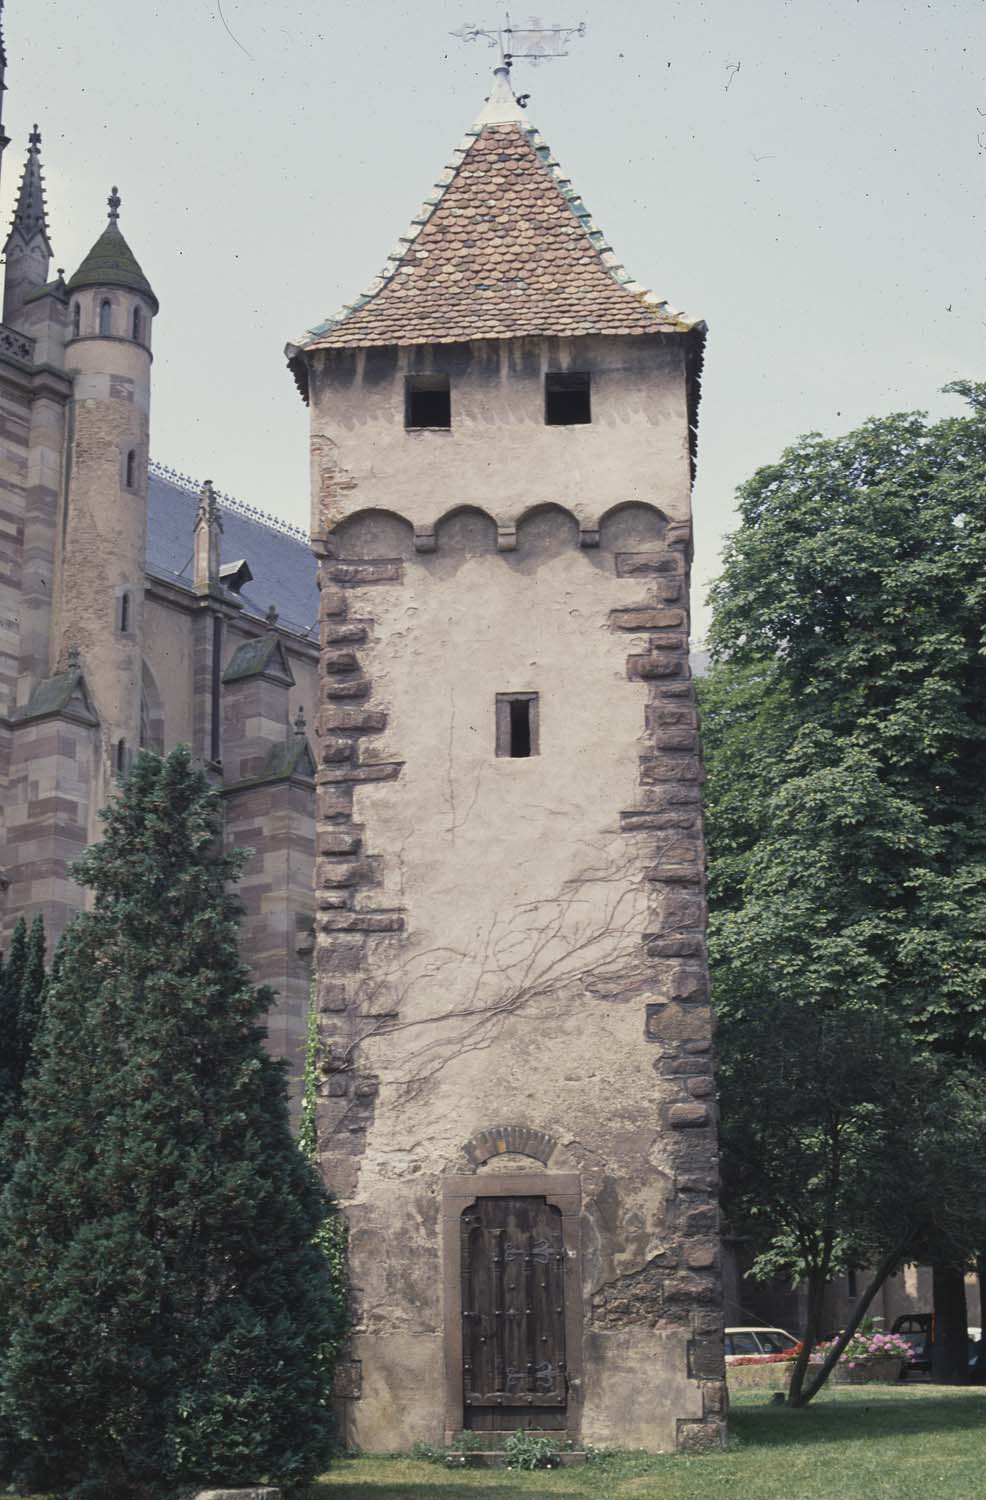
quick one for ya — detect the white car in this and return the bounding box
[724,1326,801,1361]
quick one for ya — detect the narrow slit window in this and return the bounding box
[405,374,451,429]
[115,738,127,774]
[132,305,142,342]
[118,591,130,633]
[125,449,136,489]
[71,302,81,337]
[545,371,591,426]
[496,693,539,758]
[99,298,112,336]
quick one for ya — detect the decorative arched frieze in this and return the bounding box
[597,501,668,551]
[330,507,415,561]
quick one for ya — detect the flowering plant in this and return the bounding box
[810,1330,912,1368]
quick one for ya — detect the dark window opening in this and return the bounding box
[496,693,539,758]
[132,306,142,342]
[545,371,591,426]
[71,302,80,337]
[99,299,112,336]
[115,738,127,775]
[125,449,136,489]
[405,374,451,429]
[118,592,130,633]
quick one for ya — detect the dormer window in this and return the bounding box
[99,299,112,336]
[545,371,591,426]
[406,374,451,430]
[132,306,142,342]
[71,302,80,337]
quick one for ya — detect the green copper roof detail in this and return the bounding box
[222,632,294,685]
[14,659,97,725]
[66,187,158,313]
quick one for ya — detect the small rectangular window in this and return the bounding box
[545,371,591,425]
[405,374,451,429]
[496,693,539,758]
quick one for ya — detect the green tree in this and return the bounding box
[703,382,986,1395]
[0,915,45,1134]
[0,748,337,1499]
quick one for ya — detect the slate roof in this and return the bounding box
[67,216,158,313]
[291,84,699,365]
[146,467,318,639]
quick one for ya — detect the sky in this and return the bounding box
[8,0,985,635]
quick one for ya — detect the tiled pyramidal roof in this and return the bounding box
[293,84,699,355]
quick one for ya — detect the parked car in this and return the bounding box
[891,1313,932,1372]
[891,1314,983,1372]
[724,1327,802,1362]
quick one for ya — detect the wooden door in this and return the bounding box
[460,1196,567,1430]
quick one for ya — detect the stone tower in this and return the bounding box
[59,188,157,781]
[308,64,724,1453]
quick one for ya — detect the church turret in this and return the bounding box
[56,186,157,786]
[2,126,51,327]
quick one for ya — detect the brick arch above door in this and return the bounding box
[461,1124,559,1169]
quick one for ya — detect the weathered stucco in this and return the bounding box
[308,334,694,539]
[309,331,724,1453]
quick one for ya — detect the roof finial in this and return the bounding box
[107,185,120,223]
[66,643,81,672]
[293,705,307,738]
[265,603,279,630]
[196,477,222,530]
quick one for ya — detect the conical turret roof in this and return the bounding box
[66,187,158,313]
[5,125,51,255]
[290,68,700,361]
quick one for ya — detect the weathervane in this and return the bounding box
[451,14,586,69]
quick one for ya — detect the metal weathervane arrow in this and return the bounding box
[451,13,586,69]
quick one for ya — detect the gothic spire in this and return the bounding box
[0,1,10,168]
[5,124,51,257]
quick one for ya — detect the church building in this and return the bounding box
[288,64,724,1452]
[0,14,318,1090]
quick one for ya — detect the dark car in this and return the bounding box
[891,1314,932,1372]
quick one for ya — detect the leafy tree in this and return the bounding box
[0,748,337,1499]
[703,383,986,1396]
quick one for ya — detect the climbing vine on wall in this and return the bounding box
[302,986,349,1367]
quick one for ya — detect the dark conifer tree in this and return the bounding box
[0,748,336,1499]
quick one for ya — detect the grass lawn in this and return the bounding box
[308,1384,986,1500]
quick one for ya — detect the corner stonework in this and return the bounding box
[613,516,726,1451]
[311,555,404,1204]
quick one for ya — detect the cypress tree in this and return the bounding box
[0,748,337,1499]
[0,918,29,1124]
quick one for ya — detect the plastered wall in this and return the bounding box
[309,334,693,537]
[309,331,724,1454]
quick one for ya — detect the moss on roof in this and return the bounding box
[222,633,294,685]
[66,222,158,313]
